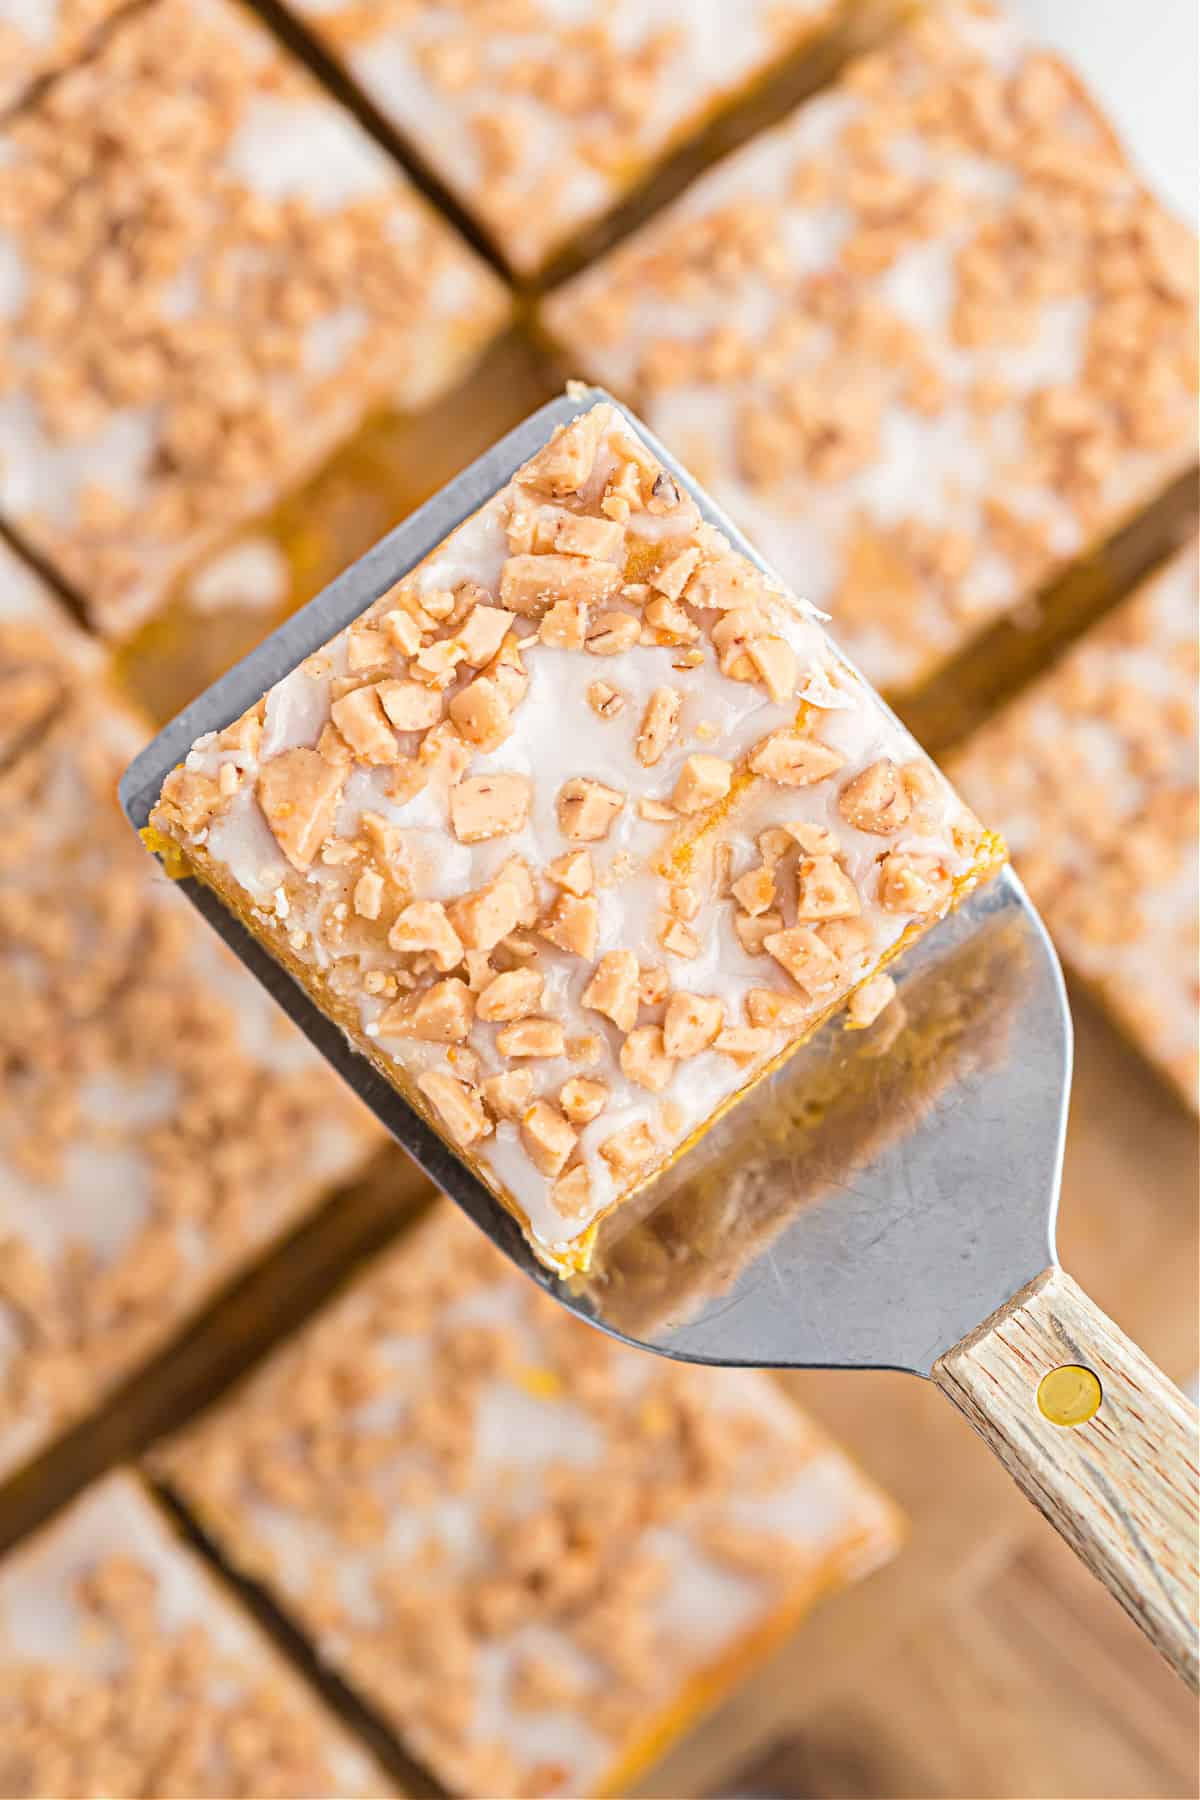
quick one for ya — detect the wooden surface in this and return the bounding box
[634,981,1199,1799]
[725,1533,1200,1800]
[935,1267,1200,1689]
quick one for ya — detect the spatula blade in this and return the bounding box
[121,389,1069,1374]
[575,859,1069,1373]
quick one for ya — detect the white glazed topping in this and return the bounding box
[0,0,508,636]
[952,538,1199,1108]
[0,1473,387,1797]
[282,0,838,273]
[162,1204,900,1799]
[544,4,1198,695]
[153,404,993,1270]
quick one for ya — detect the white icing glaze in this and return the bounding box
[0,537,89,637]
[222,96,396,207]
[185,536,290,615]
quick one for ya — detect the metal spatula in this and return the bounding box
[121,390,1199,1689]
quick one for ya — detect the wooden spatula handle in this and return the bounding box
[934,1266,1199,1689]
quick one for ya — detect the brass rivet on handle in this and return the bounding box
[1038,1363,1103,1426]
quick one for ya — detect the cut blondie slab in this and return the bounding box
[950,537,1198,1110]
[541,3,1198,699]
[0,0,509,638]
[158,1202,901,1800]
[0,544,381,1481]
[0,1471,391,1798]
[0,0,126,111]
[148,401,1000,1274]
[277,0,846,277]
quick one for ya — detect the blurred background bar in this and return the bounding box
[114,330,556,722]
[157,1202,902,1799]
[265,0,880,280]
[0,1471,394,1796]
[0,543,382,1486]
[1006,0,1198,224]
[540,7,1197,716]
[0,0,1196,1795]
[0,0,509,639]
[950,537,1198,1108]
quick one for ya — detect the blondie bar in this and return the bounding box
[277,0,846,275]
[148,402,999,1273]
[0,1472,389,1797]
[0,0,125,110]
[160,1202,900,1799]
[951,537,1198,1108]
[0,0,509,637]
[0,543,380,1479]
[543,4,1198,698]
